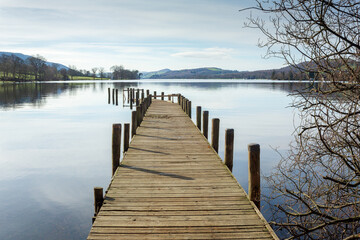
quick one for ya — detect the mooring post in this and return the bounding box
[140,103,144,123]
[108,88,110,104]
[211,118,220,153]
[136,106,141,127]
[115,89,118,105]
[187,101,192,118]
[248,143,261,209]
[124,123,130,153]
[127,88,130,103]
[178,94,180,105]
[112,124,121,176]
[131,111,137,137]
[130,90,133,109]
[161,92,164,100]
[146,89,149,97]
[93,187,103,216]
[136,91,139,106]
[141,90,144,101]
[196,106,201,130]
[112,89,115,104]
[168,94,171,101]
[203,111,209,139]
[154,91,157,99]
[224,129,234,172]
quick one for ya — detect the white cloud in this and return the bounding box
[172,48,234,59]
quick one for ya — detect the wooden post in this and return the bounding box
[154,91,157,99]
[108,88,110,104]
[123,123,130,153]
[127,88,130,103]
[248,143,261,209]
[136,92,139,106]
[224,129,234,172]
[146,89,149,97]
[130,90,133,109]
[178,94,180,105]
[141,90,144,101]
[115,89,118,105]
[168,94,171,101]
[112,89,115,104]
[131,111,137,137]
[161,92,164,100]
[203,111,209,139]
[94,187,103,215]
[112,124,121,176]
[211,118,220,153]
[136,106,141,126]
[187,101,192,118]
[196,106,201,130]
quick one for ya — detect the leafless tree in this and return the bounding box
[244,1,360,239]
[91,67,98,79]
[98,67,105,79]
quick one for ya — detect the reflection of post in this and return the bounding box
[248,143,260,209]
[108,88,110,104]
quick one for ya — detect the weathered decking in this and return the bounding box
[88,99,278,240]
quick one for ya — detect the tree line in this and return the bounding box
[0,54,140,81]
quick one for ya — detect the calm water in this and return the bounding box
[0,80,308,239]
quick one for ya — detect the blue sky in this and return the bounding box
[0,0,286,72]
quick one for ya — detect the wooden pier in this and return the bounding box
[89,93,278,239]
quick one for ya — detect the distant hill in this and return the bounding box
[141,69,171,79]
[0,51,69,70]
[141,66,309,80]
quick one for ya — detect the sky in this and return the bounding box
[0,0,286,72]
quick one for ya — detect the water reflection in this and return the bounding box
[0,80,310,239]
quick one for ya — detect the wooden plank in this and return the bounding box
[87,100,278,240]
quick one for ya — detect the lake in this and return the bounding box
[0,80,308,239]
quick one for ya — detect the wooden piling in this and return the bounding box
[131,111,137,137]
[248,143,260,209]
[224,129,234,172]
[124,123,130,153]
[154,91,157,99]
[146,89,149,97]
[136,106,141,126]
[196,106,201,130]
[108,88,110,104]
[168,94,171,101]
[203,111,209,139]
[130,90,133,109]
[187,101,192,118]
[115,89,118,105]
[112,89,115,104]
[141,90,144,101]
[112,124,121,176]
[161,92,164,100]
[178,94,180,105]
[127,88,130,103]
[94,187,103,216]
[211,118,220,153]
[136,91,139,106]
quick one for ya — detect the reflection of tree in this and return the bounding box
[0,82,140,110]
